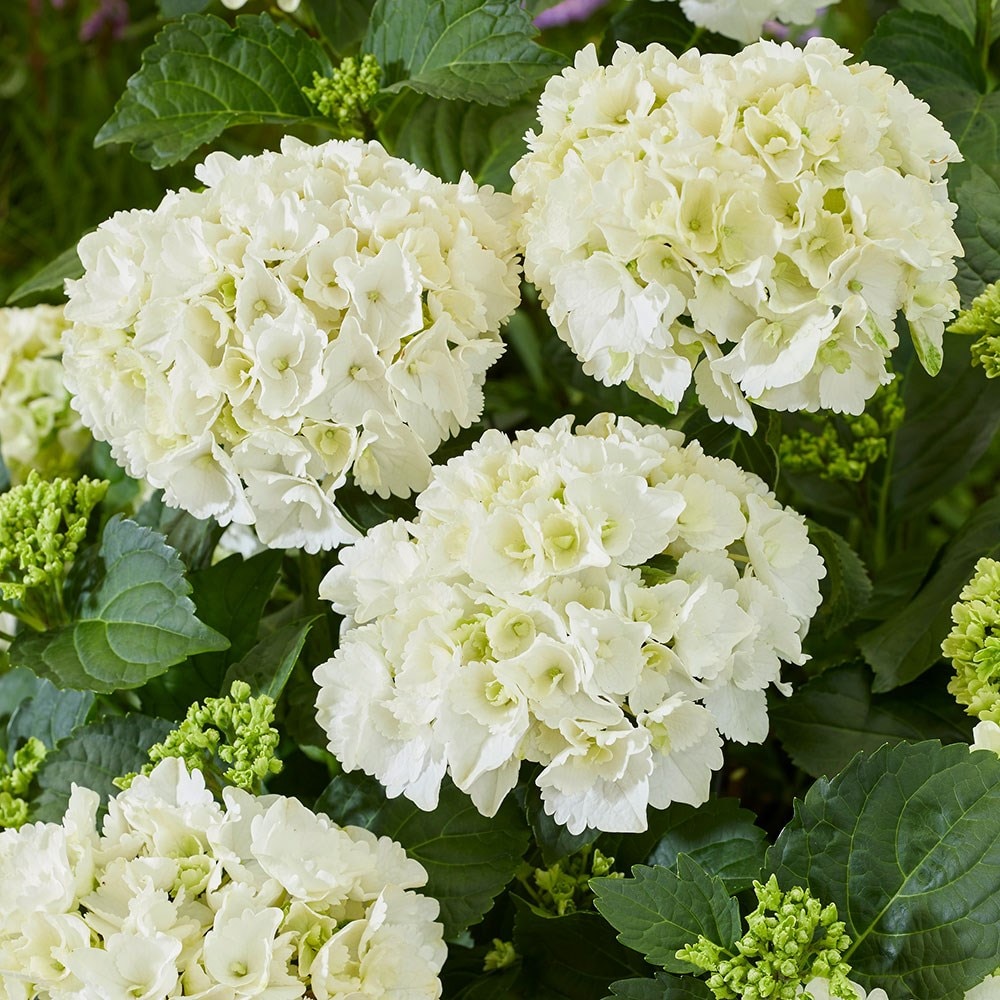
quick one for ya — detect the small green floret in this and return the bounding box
[116,680,282,793]
[779,378,904,483]
[949,279,1000,378]
[303,54,381,127]
[677,875,854,1000]
[483,939,518,972]
[0,736,47,829]
[519,845,620,916]
[943,557,1000,722]
[0,472,107,628]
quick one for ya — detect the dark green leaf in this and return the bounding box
[9,516,229,693]
[365,0,566,105]
[392,96,535,193]
[592,857,740,973]
[318,771,530,939]
[33,714,173,822]
[526,778,599,866]
[899,0,1000,42]
[954,167,1000,303]
[158,0,209,15]
[96,13,334,168]
[6,678,94,752]
[771,663,974,778]
[0,668,42,726]
[5,244,82,305]
[222,617,316,700]
[928,87,1000,183]
[604,0,737,59]
[767,741,1000,1000]
[451,968,524,999]
[514,898,651,999]
[134,491,225,573]
[860,495,1000,691]
[808,523,872,634]
[310,0,375,54]
[608,974,711,1000]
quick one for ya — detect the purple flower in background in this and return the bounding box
[79,0,130,42]
[533,0,610,29]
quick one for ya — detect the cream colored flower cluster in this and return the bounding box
[314,414,824,835]
[0,758,445,1000]
[0,305,90,484]
[63,137,521,552]
[511,38,962,431]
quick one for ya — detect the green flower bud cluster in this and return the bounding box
[483,939,518,972]
[0,736,47,829]
[303,54,381,127]
[0,472,107,628]
[779,378,905,483]
[943,557,1000,722]
[677,875,854,1000]
[116,680,282,793]
[519,845,619,916]
[949,279,1000,378]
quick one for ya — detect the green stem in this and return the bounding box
[976,0,993,82]
[872,432,896,571]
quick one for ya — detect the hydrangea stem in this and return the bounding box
[977,0,994,79]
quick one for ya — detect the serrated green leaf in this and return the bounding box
[771,664,974,778]
[9,516,229,694]
[899,0,1000,43]
[808,523,873,634]
[95,13,334,168]
[222,617,316,700]
[513,899,651,999]
[6,678,94,752]
[32,714,173,822]
[928,87,1000,181]
[863,10,985,94]
[767,741,1000,1000]
[310,0,375,54]
[592,857,740,973]
[392,96,535,192]
[317,771,530,939]
[860,495,1000,691]
[607,974,711,1000]
[134,491,225,573]
[5,244,82,305]
[954,167,1000,303]
[158,0,208,15]
[365,0,566,105]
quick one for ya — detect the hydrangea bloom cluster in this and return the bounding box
[950,278,1000,379]
[63,136,522,551]
[511,39,962,432]
[0,757,445,999]
[314,413,824,834]
[0,305,90,483]
[680,0,838,43]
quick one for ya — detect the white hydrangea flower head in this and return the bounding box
[511,39,963,432]
[680,0,839,43]
[63,137,522,552]
[0,757,445,999]
[314,413,825,834]
[221,0,300,10]
[0,305,91,484]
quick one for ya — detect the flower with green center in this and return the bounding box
[303,54,381,127]
[949,279,1000,378]
[677,875,855,1000]
[0,736,47,829]
[116,680,282,794]
[0,472,108,630]
[943,557,1000,722]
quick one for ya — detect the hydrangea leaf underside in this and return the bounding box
[95,13,334,168]
[9,516,229,694]
[364,0,567,105]
[767,740,1000,1000]
[591,857,740,973]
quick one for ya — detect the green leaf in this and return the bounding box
[954,167,1000,303]
[9,516,229,694]
[310,0,375,54]
[5,244,82,305]
[96,13,334,168]
[365,0,567,105]
[808,523,873,634]
[863,10,985,94]
[317,771,530,939]
[221,617,316,700]
[860,494,1000,691]
[525,779,599,867]
[928,87,1000,181]
[899,0,1000,43]
[607,975,711,1000]
[134,491,225,573]
[513,899,651,999]
[392,96,535,193]
[158,0,209,15]
[767,741,1000,1000]
[771,663,974,778]
[6,677,94,752]
[32,714,173,822]
[604,0,737,58]
[592,857,740,973]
